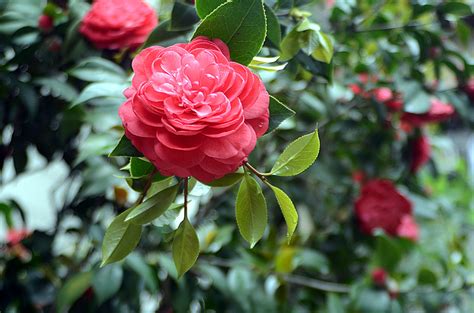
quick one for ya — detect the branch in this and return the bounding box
[283,274,351,293]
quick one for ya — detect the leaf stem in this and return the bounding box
[283,274,351,293]
[183,177,189,218]
[243,162,268,182]
[134,170,157,206]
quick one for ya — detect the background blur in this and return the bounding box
[1,0,474,312]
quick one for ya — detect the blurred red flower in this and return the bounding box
[38,15,53,32]
[355,179,418,241]
[401,98,455,128]
[80,0,157,50]
[410,135,431,173]
[371,267,387,286]
[6,228,30,245]
[396,215,419,241]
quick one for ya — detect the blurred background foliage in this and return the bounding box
[1,0,474,312]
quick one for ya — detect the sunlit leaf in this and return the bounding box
[270,129,320,176]
[235,173,267,247]
[172,217,200,277]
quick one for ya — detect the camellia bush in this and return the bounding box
[1,0,473,312]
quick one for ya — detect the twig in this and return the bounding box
[133,170,157,206]
[243,162,268,182]
[183,177,189,218]
[283,274,351,293]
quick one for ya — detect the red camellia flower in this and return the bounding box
[38,14,54,32]
[410,135,431,173]
[396,215,419,241]
[6,228,30,245]
[385,96,403,111]
[401,98,455,128]
[119,37,270,182]
[371,268,387,286]
[463,78,474,102]
[80,0,157,50]
[355,179,415,238]
[372,87,393,103]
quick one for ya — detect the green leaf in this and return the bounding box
[264,4,281,46]
[373,234,402,271]
[280,26,300,61]
[125,185,179,225]
[203,172,245,187]
[143,20,188,48]
[267,95,295,133]
[69,57,127,83]
[33,77,78,102]
[195,0,225,19]
[71,82,128,107]
[417,267,438,285]
[56,271,93,313]
[109,135,142,157]
[125,252,159,293]
[172,217,200,277]
[170,2,200,31]
[235,173,267,247]
[92,265,123,305]
[401,81,431,113]
[268,184,298,241]
[101,207,142,266]
[439,2,472,16]
[129,158,154,178]
[327,293,345,313]
[270,129,320,176]
[193,0,267,65]
[311,32,333,64]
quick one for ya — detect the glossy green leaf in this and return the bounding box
[71,82,128,107]
[125,185,178,225]
[125,252,159,292]
[268,184,298,241]
[204,172,245,187]
[109,135,142,157]
[439,2,472,16]
[270,130,320,176]
[129,158,154,178]
[101,207,142,266]
[56,271,93,313]
[267,95,295,133]
[373,234,403,271]
[327,293,345,313]
[311,32,333,64]
[235,173,267,247]
[69,57,127,83]
[92,265,123,305]
[195,0,225,19]
[170,2,200,31]
[143,20,189,48]
[399,81,431,113]
[193,0,267,65]
[172,217,200,277]
[280,27,300,61]
[34,77,78,102]
[264,4,281,46]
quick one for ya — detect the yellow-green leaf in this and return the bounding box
[269,184,298,241]
[56,271,93,313]
[101,208,142,267]
[235,173,267,247]
[270,129,320,176]
[125,184,179,225]
[172,217,200,277]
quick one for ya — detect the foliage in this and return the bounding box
[1,0,473,312]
